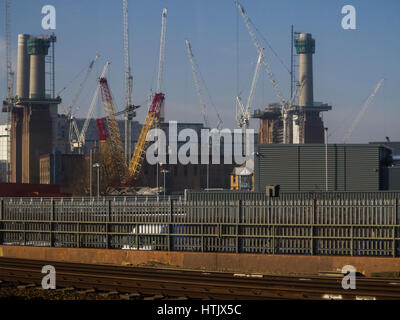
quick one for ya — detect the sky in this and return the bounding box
[0,0,399,143]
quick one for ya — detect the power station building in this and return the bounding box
[253,33,331,145]
[0,124,10,182]
[10,34,61,184]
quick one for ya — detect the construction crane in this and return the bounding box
[99,77,127,182]
[5,0,13,103]
[235,49,263,154]
[343,78,385,143]
[67,54,99,117]
[185,39,223,129]
[128,8,167,183]
[70,62,110,153]
[123,0,134,164]
[158,8,167,121]
[68,54,99,152]
[236,49,263,131]
[235,1,286,107]
[185,39,209,128]
[99,77,128,183]
[236,1,300,144]
[4,0,14,182]
[95,104,141,145]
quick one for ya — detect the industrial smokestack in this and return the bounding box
[16,34,30,99]
[27,37,50,100]
[295,33,315,107]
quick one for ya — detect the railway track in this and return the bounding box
[0,257,399,300]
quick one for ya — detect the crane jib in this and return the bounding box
[149,93,165,114]
[99,78,113,103]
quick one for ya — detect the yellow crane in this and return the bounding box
[128,93,164,183]
[98,77,128,184]
[95,8,167,187]
[127,8,167,184]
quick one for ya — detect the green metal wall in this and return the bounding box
[388,167,400,190]
[255,144,386,192]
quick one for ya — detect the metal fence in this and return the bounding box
[0,195,399,257]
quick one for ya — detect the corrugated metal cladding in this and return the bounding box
[388,167,400,190]
[184,189,400,201]
[255,144,387,192]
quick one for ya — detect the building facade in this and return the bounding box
[254,144,393,192]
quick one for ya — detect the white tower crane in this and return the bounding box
[158,8,167,122]
[67,54,100,152]
[69,62,110,153]
[5,0,13,103]
[236,1,300,144]
[4,0,14,182]
[235,1,286,107]
[236,49,263,131]
[343,78,385,143]
[185,39,223,129]
[235,50,263,159]
[123,0,134,163]
[185,39,209,128]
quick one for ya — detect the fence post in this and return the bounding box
[136,223,139,250]
[236,200,242,254]
[106,199,111,249]
[311,199,316,255]
[0,199,3,244]
[394,198,398,258]
[168,199,173,251]
[76,200,80,248]
[272,225,275,254]
[50,199,55,247]
[350,225,354,257]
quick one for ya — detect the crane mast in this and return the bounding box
[5,0,13,102]
[128,93,164,181]
[127,8,167,184]
[236,49,263,130]
[236,1,304,145]
[185,39,223,129]
[5,0,13,182]
[158,8,167,121]
[68,54,99,152]
[343,78,385,143]
[235,1,286,107]
[123,0,134,163]
[185,39,209,128]
[99,77,128,182]
[69,61,110,153]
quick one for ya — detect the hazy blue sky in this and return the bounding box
[0,0,399,143]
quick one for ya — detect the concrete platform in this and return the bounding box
[1,245,400,276]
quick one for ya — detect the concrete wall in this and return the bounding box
[21,105,53,183]
[1,245,400,276]
[11,109,23,183]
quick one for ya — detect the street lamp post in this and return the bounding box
[157,162,160,194]
[324,127,328,192]
[89,150,93,197]
[93,163,101,198]
[160,168,169,197]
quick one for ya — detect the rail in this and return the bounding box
[2,257,400,300]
